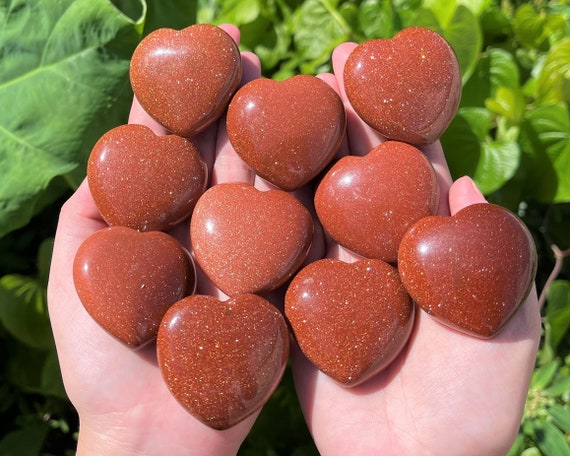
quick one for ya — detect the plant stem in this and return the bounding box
[537,243,570,309]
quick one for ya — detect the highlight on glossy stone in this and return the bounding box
[315,141,438,263]
[130,23,242,137]
[226,75,346,191]
[73,226,196,347]
[398,203,537,338]
[157,293,290,430]
[344,27,461,145]
[285,258,414,386]
[88,124,207,232]
[190,182,314,296]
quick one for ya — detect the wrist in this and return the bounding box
[74,408,255,456]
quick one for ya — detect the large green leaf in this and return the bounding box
[0,0,144,238]
[545,280,570,352]
[520,103,570,203]
[537,37,570,104]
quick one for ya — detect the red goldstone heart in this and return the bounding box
[397,203,537,338]
[190,182,313,296]
[344,27,461,145]
[315,141,438,263]
[157,293,289,430]
[87,124,207,232]
[130,23,242,137]
[285,258,414,386]
[73,226,196,347]
[226,75,346,191]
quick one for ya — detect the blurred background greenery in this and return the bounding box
[0,0,569,454]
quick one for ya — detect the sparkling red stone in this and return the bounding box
[190,182,314,296]
[88,124,207,232]
[397,203,537,338]
[226,75,346,191]
[73,226,196,347]
[157,293,289,430]
[344,27,462,145]
[130,23,242,137]
[315,141,439,263]
[285,258,414,386]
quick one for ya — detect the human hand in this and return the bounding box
[47,25,266,456]
[290,42,542,456]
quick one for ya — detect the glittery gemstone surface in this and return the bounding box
[130,23,242,137]
[190,182,314,296]
[157,293,289,430]
[315,141,438,263]
[344,27,461,145]
[285,258,414,386]
[87,124,207,232]
[73,226,196,347]
[226,75,346,191]
[398,203,537,338]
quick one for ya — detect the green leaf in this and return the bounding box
[292,0,351,75]
[0,274,53,349]
[545,375,570,398]
[513,4,550,50]
[537,38,570,104]
[485,86,526,124]
[440,108,485,179]
[0,424,49,456]
[520,103,570,203]
[531,359,560,390]
[204,0,260,26]
[474,140,520,195]
[488,47,521,91]
[421,0,457,28]
[548,404,570,434]
[545,280,570,352]
[358,0,396,39]
[142,0,196,34]
[456,0,492,17]
[506,432,527,456]
[443,5,482,83]
[520,447,542,456]
[0,0,144,237]
[39,349,67,399]
[530,420,570,456]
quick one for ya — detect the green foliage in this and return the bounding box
[0,0,569,454]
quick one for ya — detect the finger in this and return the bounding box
[316,72,349,160]
[128,96,170,135]
[331,42,385,156]
[211,51,261,186]
[448,175,486,216]
[420,140,454,216]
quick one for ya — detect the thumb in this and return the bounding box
[448,176,486,216]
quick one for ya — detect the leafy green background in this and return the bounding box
[0,0,569,454]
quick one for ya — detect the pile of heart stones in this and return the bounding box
[73,23,537,430]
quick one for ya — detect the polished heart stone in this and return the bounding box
[157,293,289,430]
[88,124,207,232]
[191,182,313,296]
[285,258,414,386]
[226,75,346,191]
[398,203,537,338]
[73,226,195,347]
[130,23,242,137]
[344,27,461,145]
[315,141,438,263]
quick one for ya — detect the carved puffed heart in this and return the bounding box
[130,23,242,137]
[190,183,313,296]
[285,258,414,386]
[344,27,461,145]
[315,141,438,263]
[226,75,346,191]
[73,226,195,347]
[87,124,207,232]
[398,203,537,338]
[157,293,289,430]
